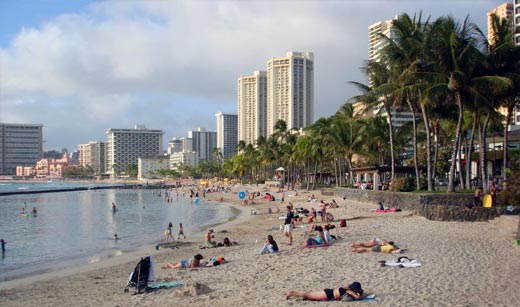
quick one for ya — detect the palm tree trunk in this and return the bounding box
[420,102,433,191]
[503,104,514,191]
[465,116,477,189]
[433,121,440,189]
[407,99,421,190]
[479,113,491,194]
[447,93,464,193]
[457,135,465,190]
[385,106,396,180]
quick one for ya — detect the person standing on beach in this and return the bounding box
[178,223,186,239]
[473,186,483,207]
[283,206,294,245]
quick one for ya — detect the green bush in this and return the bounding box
[498,170,520,206]
[390,177,415,192]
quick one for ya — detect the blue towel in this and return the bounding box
[147,281,184,289]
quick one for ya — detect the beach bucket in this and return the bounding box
[155,244,160,250]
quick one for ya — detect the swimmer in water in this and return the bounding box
[114,234,119,240]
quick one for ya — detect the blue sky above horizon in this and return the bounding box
[0,0,508,151]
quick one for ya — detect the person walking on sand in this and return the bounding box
[165,222,175,243]
[178,223,186,240]
[283,206,294,245]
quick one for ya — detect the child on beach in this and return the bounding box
[178,223,186,239]
[165,222,175,243]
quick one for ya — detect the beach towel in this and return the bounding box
[358,294,377,301]
[304,244,330,248]
[147,280,184,290]
[380,257,421,268]
[371,208,401,213]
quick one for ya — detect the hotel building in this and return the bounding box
[514,0,520,45]
[0,123,43,175]
[266,52,314,136]
[106,125,164,176]
[138,156,170,180]
[186,128,217,162]
[487,2,513,45]
[170,151,198,171]
[216,112,238,158]
[78,141,107,175]
[238,70,267,145]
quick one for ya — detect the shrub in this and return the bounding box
[389,177,415,192]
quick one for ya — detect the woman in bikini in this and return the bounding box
[286,281,366,301]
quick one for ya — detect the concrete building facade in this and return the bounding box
[487,2,513,45]
[266,52,314,136]
[138,156,170,180]
[78,141,106,175]
[238,70,267,145]
[167,138,183,155]
[514,0,520,45]
[216,112,238,158]
[170,151,199,171]
[187,128,217,162]
[0,123,43,175]
[106,125,164,176]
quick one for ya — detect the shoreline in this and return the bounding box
[0,190,247,289]
[1,184,519,306]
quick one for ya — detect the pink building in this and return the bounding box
[16,166,35,177]
[35,154,70,178]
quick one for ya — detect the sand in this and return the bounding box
[1,185,519,307]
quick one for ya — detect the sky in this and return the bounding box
[0,0,508,151]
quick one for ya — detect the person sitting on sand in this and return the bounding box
[305,225,327,247]
[286,281,366,301]
[205,229,217,247]
[351,241,402,253]
[259,235,279,254]
[162,254,204,269]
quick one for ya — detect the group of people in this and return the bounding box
[204,229,236,248]
[164,222,186,243]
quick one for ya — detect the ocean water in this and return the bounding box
[0,184,234,281]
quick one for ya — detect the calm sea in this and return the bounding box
[0,182,235,281]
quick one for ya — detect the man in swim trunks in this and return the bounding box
[286,281,366,301]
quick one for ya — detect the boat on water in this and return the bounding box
[18,187,29,190]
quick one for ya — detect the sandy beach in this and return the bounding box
[1,184,519,307]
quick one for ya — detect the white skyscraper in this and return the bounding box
[238,70,267,145]
[216,112,238,158]
[266,52,314,136]
[106,125,164,176]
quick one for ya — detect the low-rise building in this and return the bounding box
[138,156,170,180]
[35,154,70,178]
[170,151,199,172]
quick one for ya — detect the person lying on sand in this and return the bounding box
[351,241,402,253]
[286,281,366,301]
[350,238,392,248]
[162,254,204,269]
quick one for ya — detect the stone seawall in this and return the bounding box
[332,187,509,222]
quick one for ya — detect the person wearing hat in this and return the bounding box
[285,281,366,301]
[205,229,217,248]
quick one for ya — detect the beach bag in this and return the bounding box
[127,256,154,294]
[339,219,347,227]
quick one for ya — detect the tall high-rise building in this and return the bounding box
[513,0,520,46]
[368,17,397,63]
[487,2,513,45]
[238,70,267,145]
[78,141,106,175]
[106,125,164,176]
[266,51,314,136]
[0,123,43,175]
[187,128,217,162]
[215,112,238,158]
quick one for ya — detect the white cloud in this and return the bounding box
[0,0,500,149]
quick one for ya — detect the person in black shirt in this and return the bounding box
[283,206,294,245]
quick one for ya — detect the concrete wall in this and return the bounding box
[332,188,511,222]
